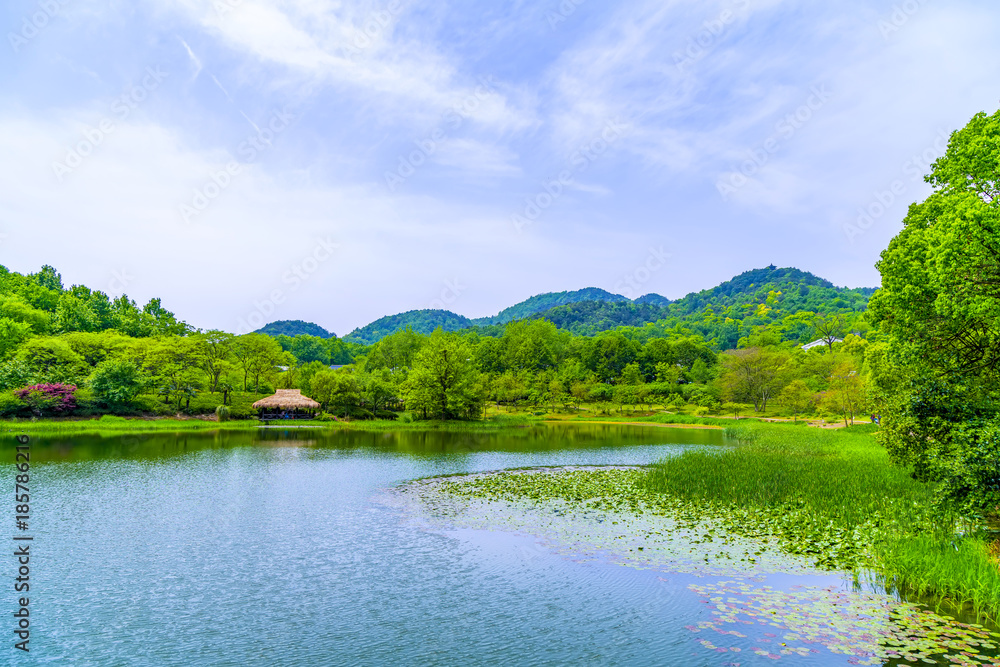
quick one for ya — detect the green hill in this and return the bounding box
[335,266,878,347]
[344,310,473,345]
[471,287,629,326]
[664,266,873,318]
[255,320,334,338]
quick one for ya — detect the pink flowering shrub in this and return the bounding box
[14,383,78,417]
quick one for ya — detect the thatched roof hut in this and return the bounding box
[252,389,321,411]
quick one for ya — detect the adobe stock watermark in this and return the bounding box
[51,67,168,182]
[429,278,466,311]
[878,0,930,40]
[213,0,244,18]
[384,76,499,192]
[8,0,71,53]
[340,0,406,59]
[235,237,339,334]
[107,268,134,296]
[545,0,586,30]
[614,246,671,299]
[674,0,751,72]
[179,107,296,224]
[512,118,628,234]
[715,84,832,201]
[842,128,949,243]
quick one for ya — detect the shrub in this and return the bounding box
[13,383,77,417]
[937,419,1000,519]
[215,405,231,422]
[89,358,146,409]
[374,410,399,421]
[0,391,27,418]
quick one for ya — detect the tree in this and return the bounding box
[231,334,286,392]
[366,328,424,371]
[719,347,789,413]
[827,360,865,427]
[14,337,88,384]
[813,314,846,352]
[779,379,814,421]
[195,330,234,393]
[866,110,1000,515]
[89,358,146,409]
[405,330,483,419]
[0,318,31,361]
[311,369,361,417]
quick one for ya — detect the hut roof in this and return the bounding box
[252,389,321,410]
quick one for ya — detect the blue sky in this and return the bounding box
[1,0,998,336]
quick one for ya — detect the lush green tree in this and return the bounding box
[0,295,51,333]
[0,359,31,391]
[14,337,88,383]
[405,330,483,419]
[195,330,234,393]
[289,335,330,365]
[501,319,563,372]
[311,369,361,416]
[0,318,31,361]
[89,358,146,408]
[866,110,1000,516]
[720,347,789,413]
[779,379,815,420]
[231,334,287,392]
[366,327,423,371]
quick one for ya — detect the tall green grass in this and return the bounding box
[640,423,1000,622]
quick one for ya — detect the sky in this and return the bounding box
[1,0,998,336]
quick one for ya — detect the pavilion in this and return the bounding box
[252,389,321,421]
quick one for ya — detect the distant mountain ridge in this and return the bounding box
[256,266,877,345]
[473,287,631,326]
[255,320,334,338]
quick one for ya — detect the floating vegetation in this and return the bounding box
[396,463,1000,665]
[688,581,1000,666]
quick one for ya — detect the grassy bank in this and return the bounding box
[0,413,545,436]
[641,423,1000,622]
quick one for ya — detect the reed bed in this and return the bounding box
[641,423,1000,622]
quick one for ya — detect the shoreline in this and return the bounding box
[1,415,733,436]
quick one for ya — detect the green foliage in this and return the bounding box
[405,329,484,419]
[14,337,88,383]
[0,317,32,361]
[255,320,333,338]
[0,391,26,418]
[89,358,146,408]
[478,287,630,326]
[868,110,1000,517]
[345,309,473,345]
[215,405,231,422]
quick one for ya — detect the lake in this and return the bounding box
[8,424,997,666]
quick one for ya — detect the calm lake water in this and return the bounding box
[6,425,995,666]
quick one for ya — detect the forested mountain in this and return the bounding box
[528,301,672,335]
[472,287,631,326]
[339,266,876,347]
[344,289,634,343]
[664,266,873,318]
[345,309,473,345]
[255,320,333,338]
